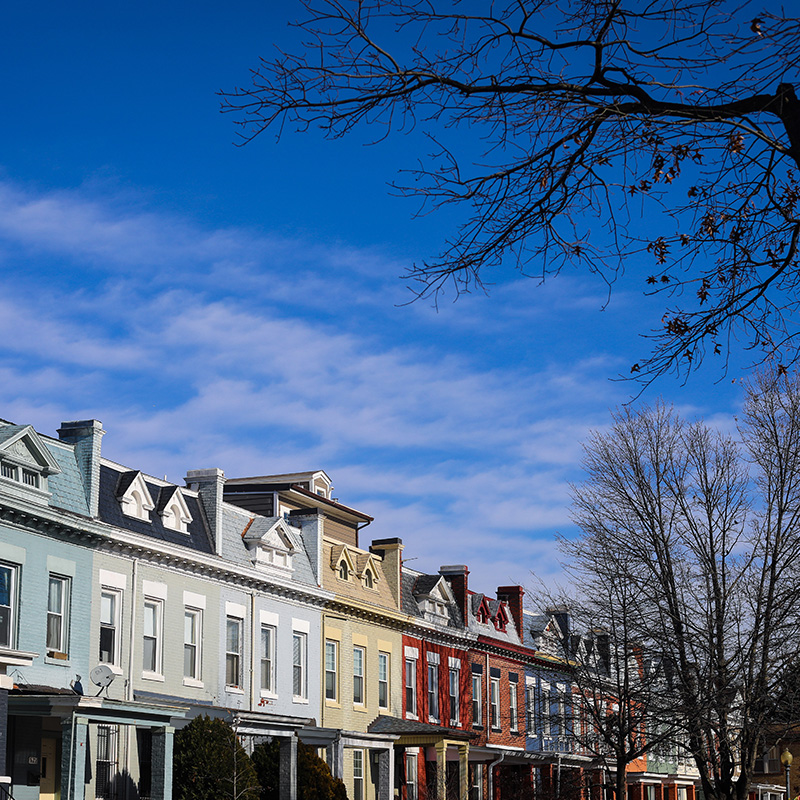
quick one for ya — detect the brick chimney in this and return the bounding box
[497,585,525,634]
[439,565,469,626]
[370,538,404,608]
[57,420,105,518]
[185,468,225,557]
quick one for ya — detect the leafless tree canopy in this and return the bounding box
[222,0,800,384]
[566,371,800,800]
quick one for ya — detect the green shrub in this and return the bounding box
[173,715,260,800]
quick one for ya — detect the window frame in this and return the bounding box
[293,630,308,700]
[142,597,164,676]
[353,749,364,800]
[353,645,365,705]
[509,678,519,732]
[378,651,390,710]
[472,672,483,727]
[405,657,417,718]
[183,607,202,682]
[226,615,243,689]
[46,573,70,656]
[325,639,338,702]
[99,588,121,667]
[405,751,418,800]
[261,623,276,695]
[0,562,18,650]
[449,666,460,724]
[428,662,440,722]
[490,676,500,730]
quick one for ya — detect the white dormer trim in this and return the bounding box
[160,488,193,533]
[119,472,156,522]
[243,518,297,573]
[417,577,455,623]
[332,545,356,582]
[0,426,61,475]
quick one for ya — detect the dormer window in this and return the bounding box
[158,488,193,534]
[364,569,374,589]
[117,472,156,522]
[339,561,350,581]
[0,425,61,500]
[243,518,296,573]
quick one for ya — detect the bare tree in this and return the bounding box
[222,0,800,384]
[567,371,800,800]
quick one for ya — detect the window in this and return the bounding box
[405,658,417,716]
[509,678,519,731]
[99,589,120,665]
[22,469,38,488]
[526,684,534,732]
[364,569,374,589]
[261,624,276,694]
[353,749,364,800]
[338,561,349,580]
[472,672,482,726]
[428,663,439,721]
[95,725,119,800]
[449,667,460,724]
[142,599,163,674]
[677,789,688,800]
[378,652,390,709]
[405,752,418,800]
[551,684,563,736]
[0,563,17,649]
[226,616,243,688]
[184,608,201,680]
[1,463,17,481]
[540,682,551,735]
[490,677,500,729]
[353,646,365,704]
[293,631,307,699]
[470,764,484,800]
[47,575,69,655]
[325,640,338,701]
[644,787,657,800]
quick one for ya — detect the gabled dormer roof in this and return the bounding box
[472,593,493,623]
[0,425,61,475]
[493,602,510,631]
[331,543,356,572]
[243,516,297,551]
[156,486,193,524]
[116,471,156,519]
[355,552,380,581]
[413,574,455,604]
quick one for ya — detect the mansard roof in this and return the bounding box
[98,463,213,553]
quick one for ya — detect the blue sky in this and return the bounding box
[0,1,747,593]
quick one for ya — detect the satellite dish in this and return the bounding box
[89,664,116,695]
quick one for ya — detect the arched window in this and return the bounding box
[338,561,349,580]
[364,569,374,589]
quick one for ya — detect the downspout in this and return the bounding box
[557,753,562,798]
[250,590,256,712]
[125,558,139,800]
[487,751,506,799]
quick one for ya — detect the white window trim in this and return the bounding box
[325,639,338,702]
[142,597,164,679]
[378,651,390,710]
[353,645,366,706]
[99,587,122,672]
[183,606,203,685]
[46,573,70,656]
[292,630,308,702]
[260,623,277,697]
[225,615,244,689]
[405,657,418,720]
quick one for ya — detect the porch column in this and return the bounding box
[61,715,89,800]
[279,734,298,800]
[435,741,447,800]
[327,735,344,779]
[458,744,469,800]
[375,748,392,800]
[151,725,174,800]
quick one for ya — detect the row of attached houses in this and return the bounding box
[0,416,702,800]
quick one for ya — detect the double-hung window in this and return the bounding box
[353,749,364,800]
[405,752,418,800]
[47,574,70,655]
[353,646,365,705]
[0,563,18,650]
[490,676,500,729]
[142,599,163,675]
[261,624,276,694]
[293,631,307,700]
[184,608,201,681]
[378,651,390,709]
[509,676,519,731]
[325,640,338,701]
[99,589,121,666]
[226,616,243,688]
[525,683,534,732]
[449,667,460,724]
[472,671,483,726]
[428,663,439,721]
[405,658,417,717]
